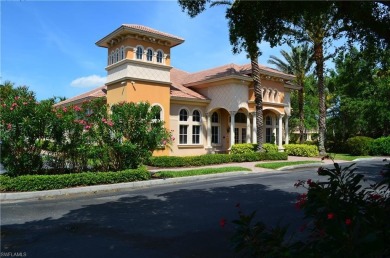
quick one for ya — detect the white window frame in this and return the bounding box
[136,46,143,60]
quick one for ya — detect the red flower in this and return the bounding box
[327,213,335,220]
[345,218,352,225]
[219,218,227,228]
[295,193,307,209]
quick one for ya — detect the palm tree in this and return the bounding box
[268,43,314,143]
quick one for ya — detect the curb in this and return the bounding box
[0,170,259,202]
[276,162,324,171]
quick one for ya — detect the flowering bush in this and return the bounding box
[230,157,390,257]
[1,83,172,175]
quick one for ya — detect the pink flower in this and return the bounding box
[171,137,175,141]
[7,123,12,130]
[73,105,81,112]
[11,102,17,107]
[163,140,167,145]
[327,213,335,220]
[106,121,113,127]
[345,218,352,225]
[23,102,28,105]
[14,96,20,100]
[10,107,13,111]
[62,107,67,112]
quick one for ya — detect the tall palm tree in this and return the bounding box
[268,43,314,143]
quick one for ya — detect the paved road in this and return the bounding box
[1,160,386,258]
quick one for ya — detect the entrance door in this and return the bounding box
[234,127,247,144]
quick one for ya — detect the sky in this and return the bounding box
[2,1,293,100]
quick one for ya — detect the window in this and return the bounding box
[179,125,188,144]
[115,49,119,62]
[192,110,201,122]
[179,109,188,121]
[157,50,163,63]
[211,126,220,144]
[211,112,219,123]
[136,46,143,60]
[235,112,246,123]
[147,49,153,62]
[266,115,272,125]
[152,105,162,120]
[211,112,220,144]
[192,125,200,144]
[242,128,247,143]
[234,128,239,144]
[120,46,125,60]
[266,128,272,143]
[110,51,114,65]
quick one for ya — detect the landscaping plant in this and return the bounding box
[230,157,390,257]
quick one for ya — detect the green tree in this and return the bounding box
[178,0,389,155]
[268,43,314,143]
[327,46,390,145]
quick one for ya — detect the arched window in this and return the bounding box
[136,46,143,60]
[157,50,163,63]
[265,115,272,125]
[115,49,119,63]
[111,51,115,64]
[147,49,153,62]
[179,109,188,121]
[192,110,202,144]
[235,112,246,123]
[211,112,220,144]
[152,105,162,121]
[120,46,125,60]
[192,110,201,122]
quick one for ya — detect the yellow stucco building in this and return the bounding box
[59,24,299,156]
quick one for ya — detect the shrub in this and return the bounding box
[230,143,278,155]
[230,159,390,257]
[370,136,390,156]
[148,152,287,168]
[346,136,374,156]
[0,167,150,192]
[283,144,319,157]
[230,144,255,154]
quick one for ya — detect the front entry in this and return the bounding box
[234,126,247,144]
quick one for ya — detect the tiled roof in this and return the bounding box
[170,68,208,100]
[122,24,184,42]
[53,85,107,107]
[181,63,294,86]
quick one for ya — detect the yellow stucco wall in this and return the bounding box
[106,80,171,156]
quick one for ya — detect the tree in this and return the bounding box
[178,0,389,154]
[268,43,314,143]
[327,46,390,145]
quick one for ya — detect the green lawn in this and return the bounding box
[329,153,371,161]
[255,161,321,169]
[152,166,251,178]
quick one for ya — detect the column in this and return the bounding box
[278,114,284,151]
[285,115,290,145]
[246,113,251,143]
[229,111,236,149]
[206,113,212,149]
[252,112,257,144]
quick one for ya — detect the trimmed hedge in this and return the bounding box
[0,167,150,192]
[346,136,374,156]
[230,143,278,154]
[148,152,287,168]
[283,144,319,157]
[369,136,390,156]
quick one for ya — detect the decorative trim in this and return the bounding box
[177,144,204,149]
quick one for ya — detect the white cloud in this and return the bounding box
[70,75,106,88]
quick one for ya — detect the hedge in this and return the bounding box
[346,136,374,156]
[283,144,319,157]
[148,152,287,168]
[230,143,278,154]
[369,136,390,156]
[0,167,150,192]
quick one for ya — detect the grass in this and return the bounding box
[329,153,371,161]
[255,161,322,169]
[152,166,251,178]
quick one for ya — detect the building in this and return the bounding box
[58,24,300,156]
